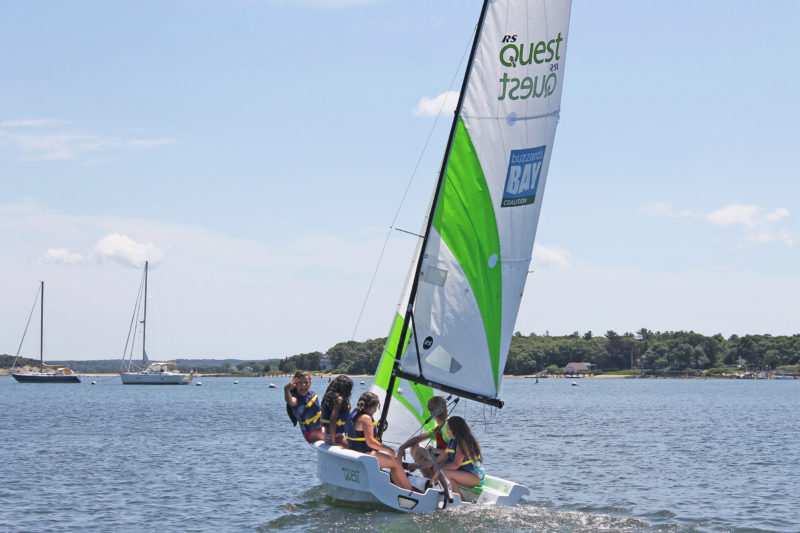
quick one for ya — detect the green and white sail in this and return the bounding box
[371,0,572,445]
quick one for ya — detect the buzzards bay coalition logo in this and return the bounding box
[502,146,545,208]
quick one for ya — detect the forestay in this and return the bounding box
[370,0,572,446]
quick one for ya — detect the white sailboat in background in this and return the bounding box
[119,261,192,385]
[314,0,572,512]
[11,282,81,383]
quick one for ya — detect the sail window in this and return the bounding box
[424,345,463,374]
[421,266,448,287]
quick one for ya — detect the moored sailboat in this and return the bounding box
[11,282,81,384]
[314,0,572,512]
[119,261,192,385]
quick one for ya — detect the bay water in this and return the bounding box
[1,376,797,532]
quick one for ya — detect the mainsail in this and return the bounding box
[371,0,572,445]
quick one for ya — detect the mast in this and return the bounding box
[142,261,148,364]
[40,281,44,369]
[378,0,493,438]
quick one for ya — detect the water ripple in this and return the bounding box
[1,377,798,532]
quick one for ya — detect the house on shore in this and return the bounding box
[564,362,596,376]
[320,355,332,371]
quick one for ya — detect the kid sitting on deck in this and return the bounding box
[437,416,485,499]
[320,375,353,445]
[283,371,323,443]
[397,395,450,478]
[345,392,412,491]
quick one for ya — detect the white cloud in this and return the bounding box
[646,202,794,247]
[765,207,789,223]
[34,233,166,267]
[532,243,571,270]
[706,204,761,230]
[413,91,459,117]
[0,203,411,360]
[705,204,793,246]
[92,233,167,267]
[0,119,175,161]
[40,248,85,264]
[0,118,64,127]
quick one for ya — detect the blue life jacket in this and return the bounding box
[291,389,322,437]
[446,438,482,474]
[321,400,350,436]
[345,408,379,453]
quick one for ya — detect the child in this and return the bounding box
[320,375,353,445]
[439,416,485,499]
[283,371,323,443]
[345,392,412,491]
[397,395,449,477]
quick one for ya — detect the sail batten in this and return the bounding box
[394,370,503,408]
[372,0,572,445]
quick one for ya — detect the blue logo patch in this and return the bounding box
[501,146,545,208]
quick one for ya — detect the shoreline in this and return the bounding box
[2,371,790,380]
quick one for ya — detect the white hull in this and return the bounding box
[120,372,191,385]
[313,442,529,513]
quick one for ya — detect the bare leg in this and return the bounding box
[444,470,481,499]
[410,446,431,476]
[372,451,412,491]
[410,447,446,479]
[307,428,324,443]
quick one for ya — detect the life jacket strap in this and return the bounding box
[302,411,321,425]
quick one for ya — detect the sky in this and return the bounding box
[1,0,798,362]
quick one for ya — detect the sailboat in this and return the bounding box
[11,282,81,383]
[313,0,572,512]
[119,261,192,385]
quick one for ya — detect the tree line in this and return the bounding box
[0,355,277,375]
[276,330,800,375]
[5,330,798,375]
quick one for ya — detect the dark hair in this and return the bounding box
[355,391,380,413]
[427,396,448,420]
[446,416,481,461]
[322,375,353,410]
[293,371,310,380]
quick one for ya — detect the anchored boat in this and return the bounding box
[119,261,192,385]
[315,0,572,512]
[11,282,81,384]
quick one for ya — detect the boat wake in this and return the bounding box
[262,495,700,533]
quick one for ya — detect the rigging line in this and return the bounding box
[389,397,461,450]
[480,401,499,433]
[149,276,184,359]
[11,284,43,369]
[349,30,475,342]
[121,268,146,371]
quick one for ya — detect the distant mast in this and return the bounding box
[143,261,148,364]
[39,281,44,370]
